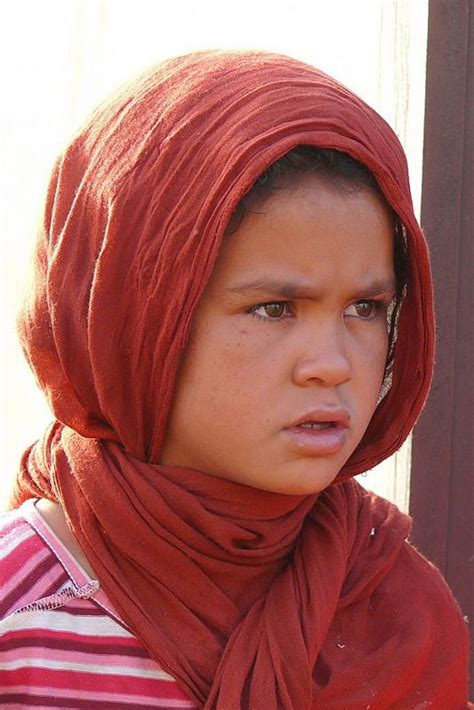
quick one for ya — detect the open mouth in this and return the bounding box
[297,421,336,430]
[283,414,349,455]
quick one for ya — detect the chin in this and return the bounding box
[254,470,341,497]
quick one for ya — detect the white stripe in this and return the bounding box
[0,656,176,681]
[0,607,132,637]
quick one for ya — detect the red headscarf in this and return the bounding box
[12,51,469,707]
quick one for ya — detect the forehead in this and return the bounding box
[212,175,395,291]
[251,170,392,223]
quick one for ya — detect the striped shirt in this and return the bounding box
[0,499,198,709]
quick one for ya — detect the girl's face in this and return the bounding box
[161,175,395,495]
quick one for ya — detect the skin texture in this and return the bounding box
[36,499,96,578]
[161,175,396,494]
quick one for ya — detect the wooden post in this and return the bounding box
[410,0,473,693]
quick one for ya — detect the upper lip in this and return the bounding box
[287,407,351,429]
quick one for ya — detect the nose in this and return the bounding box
[292,324,352,388]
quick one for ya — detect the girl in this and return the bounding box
[0,50,470,708]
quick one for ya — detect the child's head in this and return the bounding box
[15,50,434,504]
[161,147,403,494]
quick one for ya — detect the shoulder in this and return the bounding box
[380,540,470,702]
[315,486,470,705]
[1,501,71,619]
[0,502,197,708]
[390,539,469,633]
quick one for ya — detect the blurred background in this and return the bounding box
[0,0,429,508]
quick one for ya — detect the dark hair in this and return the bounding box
[227,146,408,381]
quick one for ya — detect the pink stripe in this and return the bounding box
[48,603,107,616]
[1,643,159,671]
[1,553,62,617]
[12,559,65,611]
[1,533,44,585]
[3,545,53,593]
[0,668,193,700]
[2,627,142,648]
[0,685,197,707]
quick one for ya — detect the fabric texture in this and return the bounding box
[9,51,469,707]
[0,501,196,708]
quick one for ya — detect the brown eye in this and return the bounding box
[263,302,286,318]
[249,301,291,321]
[354,301,376,318]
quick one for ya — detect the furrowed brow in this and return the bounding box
[227,277,397,300]
[356,278,398,298]
[227,278,316,299]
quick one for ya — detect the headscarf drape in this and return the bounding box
[11,51,469,707]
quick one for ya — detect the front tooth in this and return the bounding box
[300,422,331,430]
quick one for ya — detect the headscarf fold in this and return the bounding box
[12,50,468,707]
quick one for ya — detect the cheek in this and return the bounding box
[180,326,287,435]
[175,326,260,412]
[355,327,390,401]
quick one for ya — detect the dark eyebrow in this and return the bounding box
[226,277,397,300]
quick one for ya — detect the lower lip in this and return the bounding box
[282,425,348,456]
